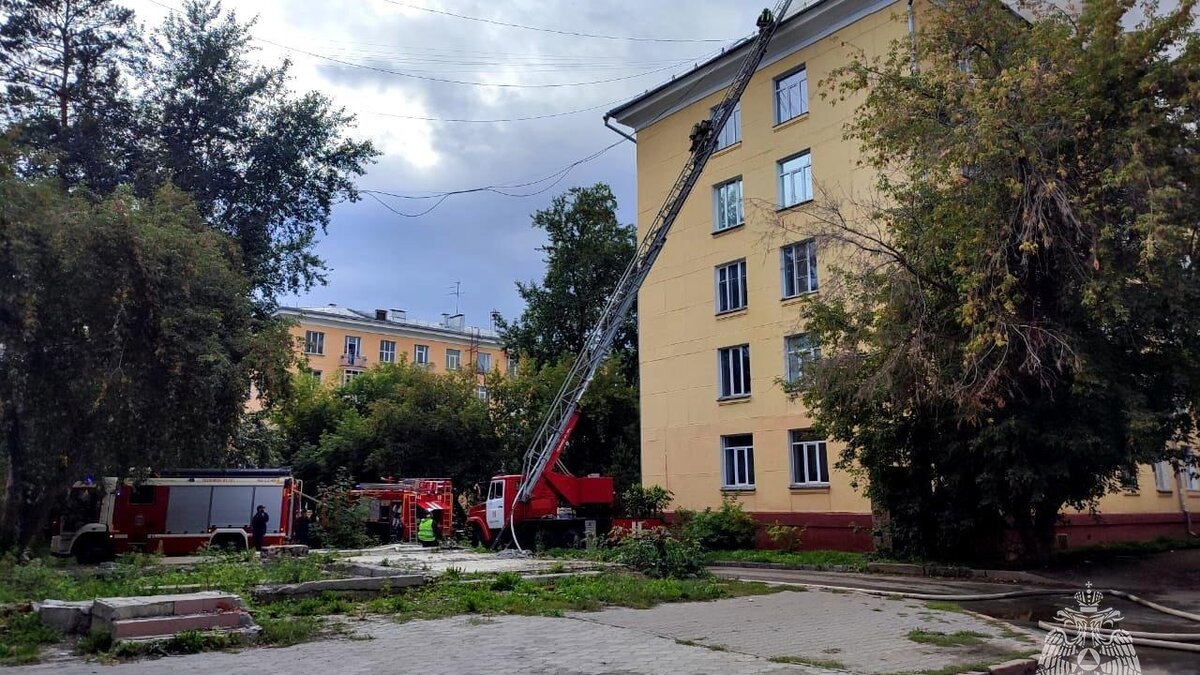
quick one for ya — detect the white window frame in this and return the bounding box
[304,330,325,355]
[446,348,462,371]
[1184,449,1200,491]
[713,102,741,151]
[476,352,492,373]
[781,239,819,298]
[379,340,396,364]
[344,335,361,357]
[785,333,821,383]
[774,67,808,124]
[715,259,748,314]
[475,385,489,402]
[717,344,751,399]
[309,369,322,383]
[414,344,430,365]
[790,432,830,487]
[721,434,755,489]
[342,370,361,385]
[1153,461,1174,492]
[713,178,744,232]
[779,151,813,208]
[506,356,518,376]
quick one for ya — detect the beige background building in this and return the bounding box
[609,0,1200,550]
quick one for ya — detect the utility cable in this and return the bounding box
[377,0,739,44]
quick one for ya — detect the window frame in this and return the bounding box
[414,344,430,365]
[379,339,396,364]
[712,177,745,233]
[717,344,752,400]
[784,333,821,383]
[774,66,809,124]
[475,385,489,401]
[713,102,741,151]
[789,431,830,487]
[721,434,756,489]
[506,356,518,376]
[1153,461,1174,492]
[781,239,819,298]
[778,150,813,209]
[308,369,322,383]
[446,348,462,371]
[476,352,492,373]
[344,335,362,357]
[304,330,325,355]
[715,259,748,314]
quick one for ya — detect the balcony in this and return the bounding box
[339,353,367,368]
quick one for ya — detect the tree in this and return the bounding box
[784,0,1200,561]
[0,0,141,193]
[140,0,378,305]
[497,183,638,369]
[0,172,286,548]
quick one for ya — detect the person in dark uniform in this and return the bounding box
[293,509,311,546]
[251,505,270,551]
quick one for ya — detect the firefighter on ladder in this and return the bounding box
[417,509,440,547]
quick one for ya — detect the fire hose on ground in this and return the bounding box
[746,580,1200,654]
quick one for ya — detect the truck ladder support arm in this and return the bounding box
[514,0,794,505]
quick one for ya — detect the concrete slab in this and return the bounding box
[343,544,596,575]
[34,600,92,634]
[111,612,245,640]
[251,574,425,602]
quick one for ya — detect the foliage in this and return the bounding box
[782,0,1200,562]
[702,548,869,570]
[619,484,673,518]
[257,616,321,646]
[906,630,988,647]
[311,471,370,550]
[608,527,706,578]
[766,522,805,553]
[0,611,59,665]
[676,498,758,551]
[0,179,286,549]
[496,184,638,369]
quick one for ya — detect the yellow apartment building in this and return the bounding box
[277,306,514,394]
[607,0,1200,550]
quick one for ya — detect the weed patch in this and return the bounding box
[704,549,869,570]
[924,601,965,613]
[0,611,60,665]
[769,655,846,669]
[258,617,321,646]
[907,629,988,647]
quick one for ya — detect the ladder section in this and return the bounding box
[515,0,794,504]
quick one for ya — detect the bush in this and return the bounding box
[677,497,757,551]
[311,470,370,550]
[766,522,805,552]
[620,485,673,518]
[609,527,706,578]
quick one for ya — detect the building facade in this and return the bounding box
[608,0,1200,550]
[277,306,513,391]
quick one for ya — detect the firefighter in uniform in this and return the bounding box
[417,510,439,547]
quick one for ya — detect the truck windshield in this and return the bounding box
[62,487,100,532]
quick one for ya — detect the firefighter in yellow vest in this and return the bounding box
[417,510,439,547]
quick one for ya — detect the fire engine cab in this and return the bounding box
[51,469,300,563]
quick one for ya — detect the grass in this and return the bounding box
[258,617,321,646]
[702,549,870,570]
[906,629,988,647]
[923,601,965,613]
[769,655,847,669]
[915,662,1001,675]
[0,610,61,665]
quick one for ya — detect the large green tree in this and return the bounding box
[0,170,287,548]
[786,0,1200,562]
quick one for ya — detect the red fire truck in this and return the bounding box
[351,479,454,543]
[51,469,301,563]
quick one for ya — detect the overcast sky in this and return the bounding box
[123,0,767,329]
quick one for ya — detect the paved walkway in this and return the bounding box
[11,589,1033,675]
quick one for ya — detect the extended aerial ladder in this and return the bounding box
[498,1,794,548]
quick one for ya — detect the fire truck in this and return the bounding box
[351,479,454,543]
[51,469,301,563]
[465,2,792,549]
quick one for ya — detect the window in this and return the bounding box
[130,484,156,505]
[1184,450,1200,491]
[308,369,322,383]
[713,102,741,150]
[785,333,821,382]
[476,352,492,373]
[507,356,518,376]
[1118,466,1139,490]
[717,345,751,399]
[722,434,755,489]
[446,349,462,371]
[344,335,361,357]
[790,431,830,486]
[775,67,808,123]
[1153,461,1174,492]
[779,151,813,208]
[782,240,819,298]
[379,340,396,363]
[304,330,325,355]
[713,178,744,232]
[414,344,430,365]
[476,385,489,401]
[342,370,361,385]
[715,260,748,314]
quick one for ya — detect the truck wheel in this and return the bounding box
[74,536,113,565]
[211,535,246,552]
[468,524,485,548]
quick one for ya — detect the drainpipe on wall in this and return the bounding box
[907,0,917,74]
[1177,466,1197,537]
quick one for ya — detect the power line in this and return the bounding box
[378,0,737,44]
[364,95,630,123]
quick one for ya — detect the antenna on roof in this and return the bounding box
[448,281,462,315]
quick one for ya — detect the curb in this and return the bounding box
[707,560,1059,585]
[988,658,1038,675]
